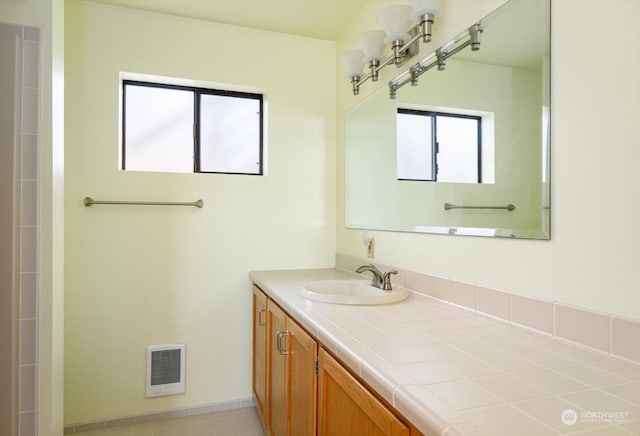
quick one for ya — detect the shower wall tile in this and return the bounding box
[19,319,37,365]
[22,42,39,88]
[20,227,38,272]
[20,273,38,319]
[19,365,36,411]
[21,134,38,180]
[23,26,39,42]
[14,24,40,436]
[21,87,38,134]
[19,411,36,436]
[20,181,38,225]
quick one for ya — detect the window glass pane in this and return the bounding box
[124,84,193,172]
[436,116,479,183]
[397,112,433,180]
[199,94,261,174]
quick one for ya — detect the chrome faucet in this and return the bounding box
[355,264,398,291]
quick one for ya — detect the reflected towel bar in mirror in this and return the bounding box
[444,202,515,211]
[83,197,204,208]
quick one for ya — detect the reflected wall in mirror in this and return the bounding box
[345,0,550,239]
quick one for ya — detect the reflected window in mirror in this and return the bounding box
[397,109,494,184]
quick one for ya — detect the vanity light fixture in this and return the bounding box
[341,0,441,95]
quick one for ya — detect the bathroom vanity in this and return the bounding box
[250,268,640,436]
[253,280,420,435]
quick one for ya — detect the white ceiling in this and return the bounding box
[88,0,369,40]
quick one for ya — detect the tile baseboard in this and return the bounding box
[63,397,255,434]
[336,252,640,365]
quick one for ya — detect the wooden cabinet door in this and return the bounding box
[267,301,288,436]
[266,299,317,436]
[287,317,317,436]
[252,286,268,429]
[318,348,410,436]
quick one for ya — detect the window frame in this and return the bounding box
[397,108,482,183]
[121,79,264,175]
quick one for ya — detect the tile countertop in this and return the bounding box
[249,268,640,436]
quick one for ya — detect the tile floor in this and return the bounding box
[70,407,266,436]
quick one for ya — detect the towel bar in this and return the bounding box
[83,197,203,208]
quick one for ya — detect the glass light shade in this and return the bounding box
[340,49,365,78]
[411,0,441,21]
[355,30,386,63]
[377,5,412,44]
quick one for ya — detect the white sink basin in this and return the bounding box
[300,279,409,305]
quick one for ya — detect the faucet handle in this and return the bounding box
[382,270,398,291]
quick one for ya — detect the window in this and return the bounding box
[122,80,263,175]
[397,109,482,183]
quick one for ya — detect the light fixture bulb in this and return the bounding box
[376,5,412,45]
[355,30,386,63]
[340,49,365,78]
[411,0,441,21]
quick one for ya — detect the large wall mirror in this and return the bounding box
[345,0,550,239]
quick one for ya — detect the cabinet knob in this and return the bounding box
[258,309,266,326]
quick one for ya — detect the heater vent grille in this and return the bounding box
[146,344,185,397]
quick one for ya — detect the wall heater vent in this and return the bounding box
[146,344,185,398]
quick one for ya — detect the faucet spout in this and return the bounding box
[355,264,393,290]
[355,264,383,288]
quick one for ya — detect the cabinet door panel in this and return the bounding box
[287,318,317,436]
[253,286,268,428]
[318,348,409,436]
[268,301,288,436]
